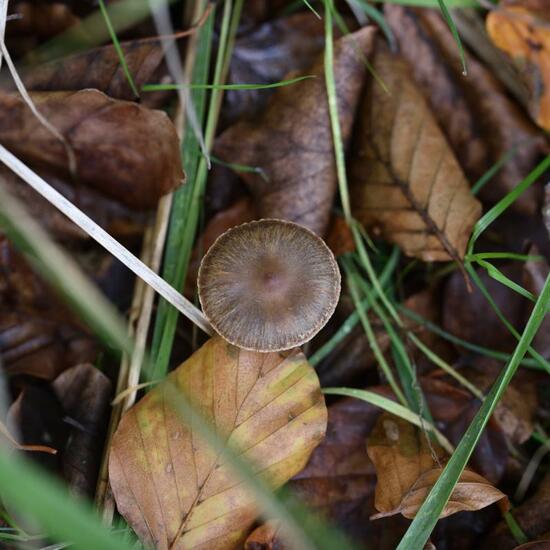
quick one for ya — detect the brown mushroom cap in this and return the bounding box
[198,219,341,352]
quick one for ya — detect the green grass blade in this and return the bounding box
[324,0,352,222]
[397,271,550,550]
[344,260,408,406]
[309,247,399,366]
[468,156,550,254]
[149,2,214,376]
[98,0,140,99]
[0,452,134,550]
[471,146,518,196]
[323,387,453,453]
[437,0,467,75]
[301,0,323,18]
[141,75,315,91]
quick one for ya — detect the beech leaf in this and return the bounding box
[0,89,184,209]
[215,26,376,236]
[366,413,443,514]
[350,43,482,261]
[385,6,547,213]
[109,336,327,550]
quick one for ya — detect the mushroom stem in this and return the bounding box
[0,145,213,335]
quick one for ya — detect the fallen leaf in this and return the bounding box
[20,36,166,101]
[514,540,550,550]
[487,6,550,130]
[6,385,68,473]
[0,167,147,241]
[385,6,547,213]
[109,336,327,550]
[224,11,328,125]
[374,468,509,520]
[244,521,285,550]
[287,398,408,548]
[215,26,376,236]
[349,42,482,261]
[0,89,184,209]
[52,364,112,497]
[0,311,97,380]
[0,236,98,379]
[8,2,79,42]
[367,413,444,515]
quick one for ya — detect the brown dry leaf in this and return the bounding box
[374,468,509,520]
[0,167,147,241]
[287,398,411,549]
[366,413,444,515]
[52,364,112,497]
[385,6,547,213]
[349,43,482,261]
[224,11,328,125]
[0,89,184,209]
[215,26,376,236]
[487,6,550,130]
[0,236,97,379]
[20,38,166,101]
[244,521,285,550]
[109,336,327,550]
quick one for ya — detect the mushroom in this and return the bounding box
[197,219,341,352]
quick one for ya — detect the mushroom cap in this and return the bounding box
[198,219,341,352]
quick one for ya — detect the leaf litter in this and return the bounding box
[0,2,550,550]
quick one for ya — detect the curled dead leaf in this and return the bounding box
[367,413,444,515]
[20,37,166,101]
[372,468,509,520]
[109,336,327,550]
[487,6,550,130]
[350,42,482,261]
[216,26,376,236]
[0,89,184,209]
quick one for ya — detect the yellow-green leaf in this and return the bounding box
[109,336,327,550]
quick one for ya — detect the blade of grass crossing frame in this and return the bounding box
[0,453,134,550]
[323,387,453,454]
[343,259,408,406]
[397,271,550,549]
[324,0,352,222]
[98,0,140,99]
[141,75,315,91]
[437,0,467,75]
[468,156,550,253]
